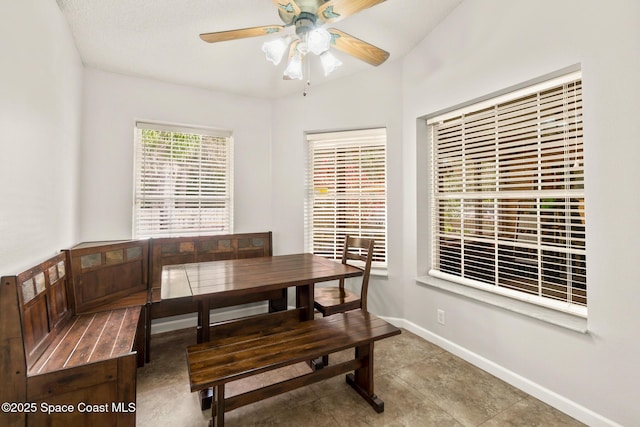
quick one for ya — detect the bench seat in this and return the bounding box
[29,306,141,375]
[186,309,400,427]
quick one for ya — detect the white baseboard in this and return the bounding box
[380,316,621,427]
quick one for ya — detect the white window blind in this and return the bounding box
[428,72,586,315]
[306,128,387,268]
[133,122,233,238]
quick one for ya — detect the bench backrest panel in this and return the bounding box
[149,232,272,297]
[67,240,149,313]
[15,252,72,369]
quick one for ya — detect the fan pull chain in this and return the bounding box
[303,54,311,96]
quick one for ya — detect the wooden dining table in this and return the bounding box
[161,253,364,343]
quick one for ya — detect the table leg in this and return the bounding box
[199,388,213,410]
[268,288,288,312]
[198,299,211,344]
[295,282,315,321]
[296,283,324,369]
[197,298,214,411]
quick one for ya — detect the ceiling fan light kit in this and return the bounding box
[199,0,390,93]
[306,27,332,55]
[284,53,304,80]
[262,36,291,65]
[320,51,342,76]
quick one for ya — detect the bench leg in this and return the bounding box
[346,342,384,413]
[145,303,152,363]
[209,384,225,427]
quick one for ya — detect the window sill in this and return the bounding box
[371,268,388,278]
[415,275,588,333]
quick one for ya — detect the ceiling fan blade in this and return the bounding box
[318,0,386,24]
[272,0,302,23]
[200,25,285,43]
[328,29,389,66]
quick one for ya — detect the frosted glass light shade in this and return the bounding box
[262,37,288,65]
[320,51,342,76]
[307,28,331,55]
[284,54,303,80]
[296,41,309,55]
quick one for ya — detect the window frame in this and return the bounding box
[305,128,388,270]
[132,121,234,239]
[425,70,587,317]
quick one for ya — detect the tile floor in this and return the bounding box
[136,327,585,426]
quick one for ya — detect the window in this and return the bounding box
[133,122,233,238]
[306,128,387,269]
[428,71,586,315]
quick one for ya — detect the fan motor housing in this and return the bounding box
[295,12,317,36]
[277,0,325,26]
[296,0,326,14]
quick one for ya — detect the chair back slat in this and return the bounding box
[340,236,375,311]
[344,253,367,262]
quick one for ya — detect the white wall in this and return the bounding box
[79,69,274,241]
[401,1,640,426]
[271,62,405,318]
[0,0,82,276]
[5,0,638,424]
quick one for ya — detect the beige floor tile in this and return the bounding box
[136,327,584,427]
[479,396,586,427]
[396,351,529,426]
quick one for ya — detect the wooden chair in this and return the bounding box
[314,236,375,316]
[314,236,375,367]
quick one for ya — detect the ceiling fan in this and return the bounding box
[199,0,390,85]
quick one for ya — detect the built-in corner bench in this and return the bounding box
[1,251,143,427]
[0,231,277,426]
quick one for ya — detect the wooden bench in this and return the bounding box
[65,239,149,366]
[1,252,141,427]
[186,309,401,427]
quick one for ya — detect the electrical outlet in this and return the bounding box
[437,309,445,325]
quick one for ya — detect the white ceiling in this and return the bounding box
[56,0,461,99]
